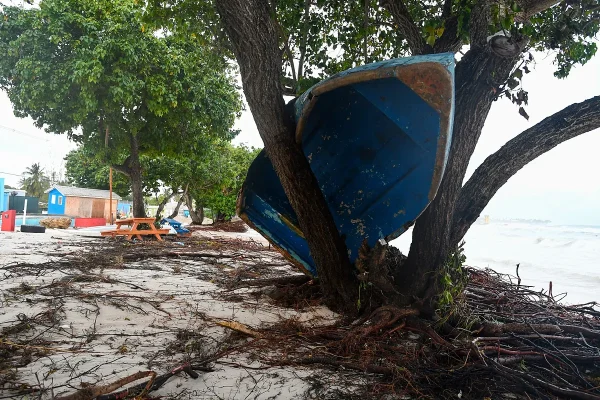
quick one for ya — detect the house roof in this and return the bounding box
[45,185,122,200]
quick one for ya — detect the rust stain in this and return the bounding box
[394,63,453,201]
[294,63,453,200]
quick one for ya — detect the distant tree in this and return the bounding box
[140,140,259,223]
[64,147,131,198]
[48,170,68,186]
[0,0,242,217]
[19,163,50,199]
[202,143,260,223]
[4,184,16,190]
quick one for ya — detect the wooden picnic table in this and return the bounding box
[101,217,170,241]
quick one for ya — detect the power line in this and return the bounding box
[0,171,24,177]
[0,124,50,142]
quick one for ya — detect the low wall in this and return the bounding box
[3,215,74,228]
[74,217,107,228]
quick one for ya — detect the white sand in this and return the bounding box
[0,229,340,399]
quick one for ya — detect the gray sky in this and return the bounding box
[1,51,598,225]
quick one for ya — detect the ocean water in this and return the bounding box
[390,222,600,305]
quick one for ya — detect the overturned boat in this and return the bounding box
[238,53,455,277]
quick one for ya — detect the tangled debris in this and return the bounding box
[243,267,600,399]
[189,219,249,233]
[39,217,72,229]
[1,231,599,399]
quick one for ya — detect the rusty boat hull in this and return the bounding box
[238,53,455,277]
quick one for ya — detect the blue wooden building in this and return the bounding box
[45,185,121,221]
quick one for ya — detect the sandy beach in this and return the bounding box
[0,228,342,399]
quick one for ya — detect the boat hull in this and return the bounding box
[238,53,455,277]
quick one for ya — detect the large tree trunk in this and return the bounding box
[392,22,528,306]
[216,0,359,311]
[184,193,204,225]
[129,134,146,218]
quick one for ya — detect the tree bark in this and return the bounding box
[451,95,600,244]
[129,134,146,218]
[214,211,227,224]
[380,0,430,54]
[216,0,359,311]
[184,193,204,225]
[296,0,311,83]
[167,185,188,219]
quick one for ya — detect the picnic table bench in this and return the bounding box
[101,218,170,241]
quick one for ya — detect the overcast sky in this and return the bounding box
[0,50,598,225]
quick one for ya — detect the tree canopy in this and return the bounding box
[143,140,260,223]
[0,0,243,216]
[64,147,131,198]
[199,142,260,221]
[18,163,50,199]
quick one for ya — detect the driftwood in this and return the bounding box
[55,363,202,400]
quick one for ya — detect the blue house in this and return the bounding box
[45,185,121,220]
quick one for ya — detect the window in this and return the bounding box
[58,196,63,205]
[51,195,56,204]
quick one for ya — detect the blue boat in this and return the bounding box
[238,53,455,277]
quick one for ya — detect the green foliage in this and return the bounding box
[525,0,599,78]
[64,147,131,198]
[0,0,242,203]
[122,139,259,220]
[194,142,259,220]
[18,163,50,199]
[437,241,468,314]
[145,0,597,98]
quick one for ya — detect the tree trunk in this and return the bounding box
[129,134,146,218]
[393,45,524,306]
[167,185,188,219]
[216,0,359,311]
[213,212,227,224]
[155,189,175,221]
[184,193,204,225]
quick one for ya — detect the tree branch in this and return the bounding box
[451,95,600,244]
[111,162,131,177]
[515,0,561,22]
[469,0,492,48]
[297,0,310,81]
[363,0,369,63]
[442,0,453,19]
[433,16,463,53]
[380,0,430,54]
